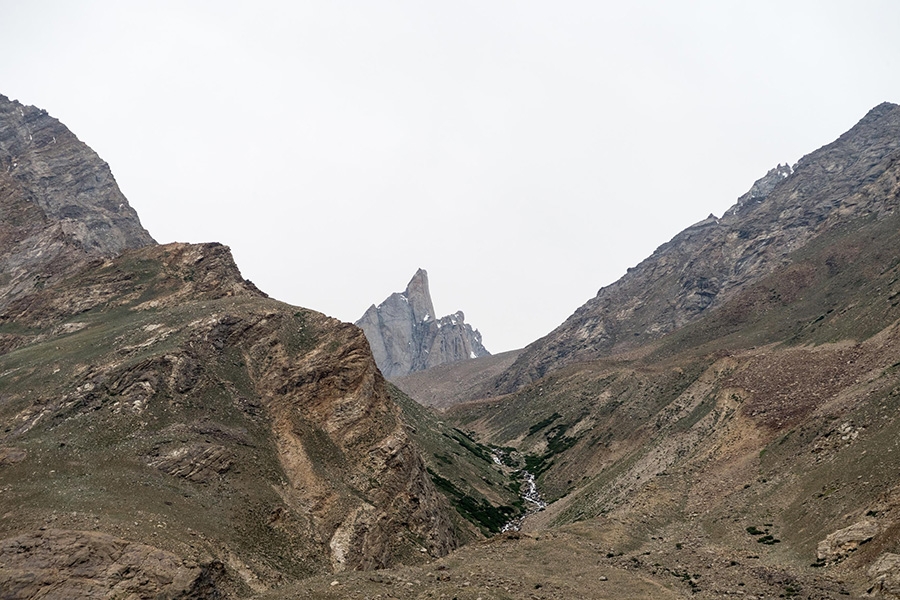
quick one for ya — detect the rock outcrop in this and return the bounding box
[0,94,155,310]
[0,529,224,600]
[817,519,880,564]
[869,553,900,598]
[494,102,900,393]
[356,269,489,379]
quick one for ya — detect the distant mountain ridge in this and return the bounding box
[356,269,489,379]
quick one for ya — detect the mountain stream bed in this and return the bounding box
[491,450,547,532]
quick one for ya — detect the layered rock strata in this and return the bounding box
[0,98,460,597]
[0,242,459,596]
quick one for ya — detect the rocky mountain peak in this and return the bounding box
[0,94,155,309]
[723,162,792,217]
[0,94,154,254]
[405,267,436,324]
[356,270,489,379]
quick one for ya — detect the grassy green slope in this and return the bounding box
[0,293,323,589]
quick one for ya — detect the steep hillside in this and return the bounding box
[356,269,489,378]
[0,242,466,597]
[0,94,155,309]
[0,98,528,598]
[493,102,900,394]
[389,384,522,536]
[443,125,900,597]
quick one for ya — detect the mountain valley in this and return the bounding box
[2,92,900,599]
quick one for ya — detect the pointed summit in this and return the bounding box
[356,270,489,379]
[405,268,435,325]
[0,94,156,309]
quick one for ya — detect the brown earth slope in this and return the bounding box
[439,132,900,597]
[392,349,521,410]
[0,242,463,597]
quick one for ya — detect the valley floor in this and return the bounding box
[259,518,859,599]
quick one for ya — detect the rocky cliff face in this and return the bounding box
[0,94,155,310]
[356,269,489,379]
[493,102,900,393]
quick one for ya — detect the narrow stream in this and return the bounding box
[492,450,547,532]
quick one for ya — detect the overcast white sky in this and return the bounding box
[2,1,899,352]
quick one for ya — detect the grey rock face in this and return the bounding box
[816,518,880,563]
[494,102,900,393]
[0,94,155,308]
[356,269,489,379]
[723,162,793,218]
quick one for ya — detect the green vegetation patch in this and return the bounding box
[386,385,522,536]
[673,395,716,433]
[746,525,766,535]
[278,310,317,356]
[448,428,492,462]
[426,468,516,533]
[527,412,561,437]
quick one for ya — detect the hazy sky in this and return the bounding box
[2,1,899,352]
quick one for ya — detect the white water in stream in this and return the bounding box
[492,451,547,532]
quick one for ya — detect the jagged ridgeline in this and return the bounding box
[491,102,900,394]
[0,95,520,598]
[356,268,489,379]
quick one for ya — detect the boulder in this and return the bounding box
[816,518,880,563]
